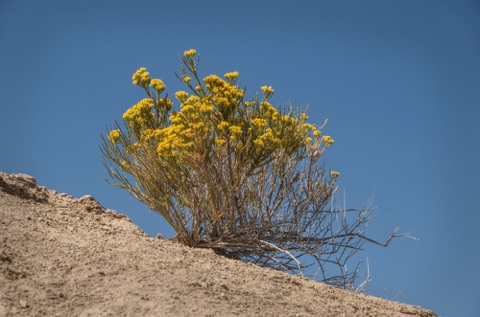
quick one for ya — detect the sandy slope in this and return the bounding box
[0,172,437,317]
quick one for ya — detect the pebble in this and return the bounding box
[19,299,28,308]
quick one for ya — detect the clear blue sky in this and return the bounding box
[1,1,479,316]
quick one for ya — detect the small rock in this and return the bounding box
[105,209,126,219]
[79,195,95,201]
[105,209,117,215]
[19,299,28,308]
[100,225,111,231]
[13,174,37,188]
[221,283,229,291]
[77,195,104,213]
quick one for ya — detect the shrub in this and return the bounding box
[101,49,404,289]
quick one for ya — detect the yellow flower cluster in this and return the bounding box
[155,95,216,156]
[251,118,267,128]
[229,125,242,134]
[150,79,166,92]
[140,128,156,140]
[301,123,320,143]
[261,85,274,99]
[322,135,334,146]
[175,91,189,101]
[184,49,196,57]
[254,128,280,148]
[217,121,231,131]
[133,68,168,95]
[122,98,154,129]
[132,67,151,85]
[155,122,196,155]
[108,129,121,143]
[330,170,340,179]
[228,125,243,141]
[114,49,335,178]
[204,74,245,118]
[176,95,215,114]
[302,123,314,130]
[215,139,227,145]
[261,101,279,121]
[281,115,294,123]
[224,71,239,82]
[156,96,173,112]
[253,139,265,147]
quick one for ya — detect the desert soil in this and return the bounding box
[0,172,438,317]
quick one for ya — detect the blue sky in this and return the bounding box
[1,1,479,316]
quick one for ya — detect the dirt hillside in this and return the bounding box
[0,172,437,317]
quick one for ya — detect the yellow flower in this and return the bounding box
[253,139,265,147]
[302,123,313,130]
[141,129,157,142]
[157,141,172,154]
[132,67,147,85]
[224,71,239,81]
[313,129,320,138]
[175,91,189,101]
[170,113,183,124]
[281,114,297,125]
[150,79,166,92]
[108,130,121,143]
[180,105,194,112]
[251,118,267,128]
[140,72,150,84]
[330,170,340,179]
[322,135,334,146]
[122,98,154,126]
[215,139,227,145]
[157,97,173,111]
[217,121,230,131]
[204,74,225,90]
[261,85,274,99]
[186,95,200,103]
[257,128,280,145]
[198,101,214,112]
[261,101,277,119]
[183,76,191,84]
[229,125,242,134]
[184,49,196,57]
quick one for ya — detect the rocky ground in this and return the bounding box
[0,172,438,317]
